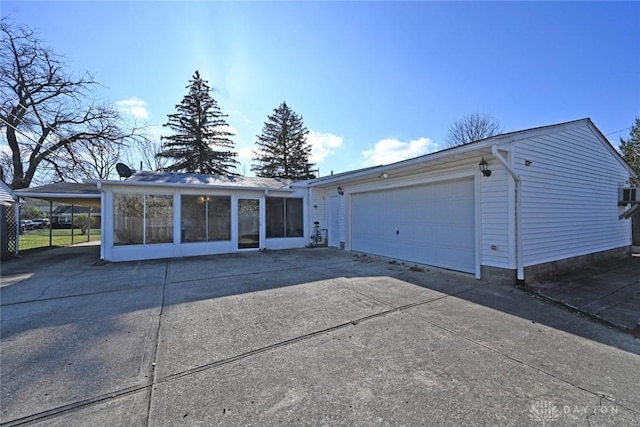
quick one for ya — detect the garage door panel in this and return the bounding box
[351,178,475,273]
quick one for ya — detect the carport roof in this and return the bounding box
[13,182,100,208]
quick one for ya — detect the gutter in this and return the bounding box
[12,192,100,199]
[304,137,505,188]
[96,180,295,193]
[97,182,105,261]
[491,145,525,283]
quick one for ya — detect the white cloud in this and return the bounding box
[215,124,238,136]
[237,146,255,159]
[361,137,439,166]
[306,130,343,163]
[116,97,149,120]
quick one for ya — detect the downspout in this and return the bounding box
[98,182,105,261]
[14,198,20,256]
[307,186,312,245]
[491,145,524,283]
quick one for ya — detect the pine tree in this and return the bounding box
[251,101,315,180]
[157,71,238,175]
[620,117,640,178]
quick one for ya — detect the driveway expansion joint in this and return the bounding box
[144,261,169,427]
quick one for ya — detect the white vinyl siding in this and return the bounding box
[327,195,340,247]
[479,163,512,268]
[514,126,631,267]
[309,188,326,228]
[350,178,475,273]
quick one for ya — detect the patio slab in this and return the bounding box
[525,256,640,334]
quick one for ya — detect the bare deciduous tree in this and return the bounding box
[0,19,140,189]
[129,137,168,172]
[77,138,124,180]
[444,112,503,148]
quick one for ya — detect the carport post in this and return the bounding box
[71,204,74,245]
[49,201,53,249]
[14,200,20,256]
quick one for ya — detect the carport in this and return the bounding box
[13,182,101,251]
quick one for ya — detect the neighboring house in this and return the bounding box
[0,180,17,259]
[14,118,637,284]
[51,205,101,228]
[302,118,635,283]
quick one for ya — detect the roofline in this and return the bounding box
[13,191,100,199]
[304,118,635,187]
[584,120,637,177]
[304,134,505,187]
[95,179,296,192]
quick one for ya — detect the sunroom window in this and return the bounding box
[114,194,173,245]
[181,195,231,242]
[266,197,303,238]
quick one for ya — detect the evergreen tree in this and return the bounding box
[158,71,237,175]
[251,102,315,180]
[620,117,640,178]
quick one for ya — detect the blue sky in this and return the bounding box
[3,1,639,177]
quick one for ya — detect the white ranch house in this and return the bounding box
[15,118,637,283]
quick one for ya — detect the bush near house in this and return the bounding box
[74,214,95,235]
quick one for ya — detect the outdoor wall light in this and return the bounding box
[337,186,344,196]
[479,157,492,177]
[379,172,388,179]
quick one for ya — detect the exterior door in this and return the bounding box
[238,198,261,249]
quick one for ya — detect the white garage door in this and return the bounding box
[351,178,475,273]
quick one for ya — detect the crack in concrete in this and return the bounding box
[0,284,160,307]
[581,280,640,311]
[144,261,169,427]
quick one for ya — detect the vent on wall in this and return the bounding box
[619,187,640,205]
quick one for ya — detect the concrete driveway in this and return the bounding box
[1,246,639,426]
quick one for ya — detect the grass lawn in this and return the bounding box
[19,228,101,252]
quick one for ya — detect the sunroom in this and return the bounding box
[98,172,308,262]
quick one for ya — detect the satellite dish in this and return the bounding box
[116,163,133,179]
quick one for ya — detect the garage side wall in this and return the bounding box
[513,125,631,267]
[479,161,512,270]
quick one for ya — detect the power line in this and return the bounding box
[605,126,631,136]
[0,115,45,147]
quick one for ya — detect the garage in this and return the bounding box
[350,177,476,273]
